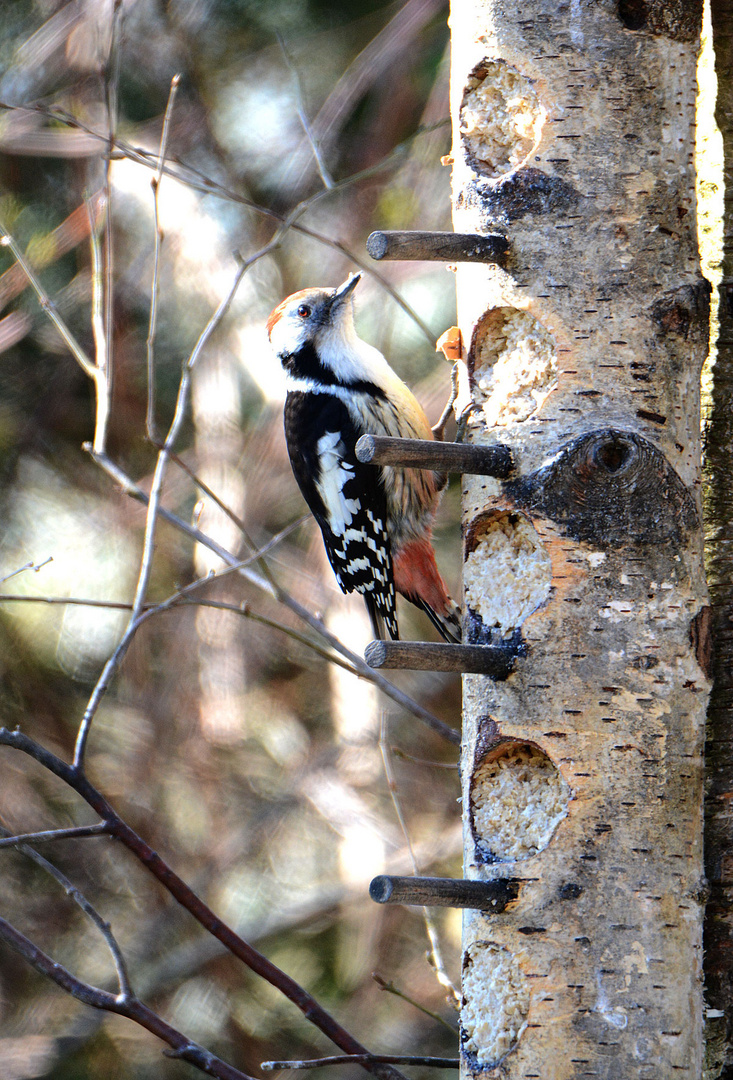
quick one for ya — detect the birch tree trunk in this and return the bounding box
[449,2,711,1076]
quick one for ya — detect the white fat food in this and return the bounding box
[474,309,557,427]
[316,431,360,536]
[471,744,571,860]
[460,62,543,176]
[464,515,551,633]
[462,943,530,1064]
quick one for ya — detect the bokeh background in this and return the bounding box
[0,2,466,1078]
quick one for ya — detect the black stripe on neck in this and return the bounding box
[281,341,387,398]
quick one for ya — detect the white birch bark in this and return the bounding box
[450,2,710,1075]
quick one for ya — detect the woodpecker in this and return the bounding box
[267,272,461,643]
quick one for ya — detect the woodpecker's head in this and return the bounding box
[267,273,360,360]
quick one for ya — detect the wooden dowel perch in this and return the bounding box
[369,875,520,912]
[355,434,513,478]
[365,640,516,677]
[366,230,508,264]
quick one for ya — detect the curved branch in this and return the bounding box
[0,916,253,1080]
[0,727,408,1080]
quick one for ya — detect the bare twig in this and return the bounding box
[0,916,254,1080]
[390,747,458,769]
[162,446,287,590]
[1,100,439,342]
[262,1056,459,1071]
[187,599,363,674]
[0,727,408,1080]
[0,822,132,998]
[0,215,114,453]
[0,823,109,848]
[72,497,303,769]
[0,556,53,583]
[372,974,459,1035]
[278,33,334,190]
[85,192,109,452]
[379,715,459,1007]
[147,74,181,441]
[0,224,96,377]
[88,451,460,745]
[0,518,303,615]
[101,1,124,440]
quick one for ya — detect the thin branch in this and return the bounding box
[372,974,459,1035]
[147,74,181,441]
[0,823,109,848]
[87,451,459,745]
[75,217,287,769]
[162,447,286,589]
[0,594,135,609]
[0,587,365,677]
[0,518,303,614]
[262,1056,459,1071]
[390,747,458,770]
[0,916,254,1080]
[0,821,132,998]
[0,556,53,584]
[278,33,334,190]
[72,497,300,770]
[185,599,363,676]
[101,0,124,443]
[379,715,459,1008]
[0,728,408,1080]
[0,224,96,377]
[3,100,441,343]
[85,191,110,452]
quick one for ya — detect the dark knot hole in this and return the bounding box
[618,0,647,31]
[594,438,632,473]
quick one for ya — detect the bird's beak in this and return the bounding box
[331,273,361,307]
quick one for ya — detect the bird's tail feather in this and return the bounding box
[416,596,461,644]
[364,594,400,641]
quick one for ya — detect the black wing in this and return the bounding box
[284,391,398,639]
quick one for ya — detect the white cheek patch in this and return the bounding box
[270,312,308,358]
[316,431,361,536]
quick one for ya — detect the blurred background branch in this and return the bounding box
[0,2,461,1077]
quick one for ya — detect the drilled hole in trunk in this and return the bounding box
[464,512,551,637]
[462,941,530,1066]
[470,740,571,862]
[469,308,558,428]
[460,61,545,179]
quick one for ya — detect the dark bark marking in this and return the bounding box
[636,408,667,425]
[504,429,698,547]
[458,168,582,227]
[690,606,713,680]
[651,280,711,342]
[618,0,703,41]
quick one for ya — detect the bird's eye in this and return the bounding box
[297,304,311,318]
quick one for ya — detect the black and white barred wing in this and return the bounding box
[284,392,398,639]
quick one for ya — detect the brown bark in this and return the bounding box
[704,3,733,1077]
[450,2,709,1076]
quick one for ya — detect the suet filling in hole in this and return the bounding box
[462,941,530,1065]
[472,308,558,427]
[464,513,551,636]
[471,741,571,861]
[459,61,544,178]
